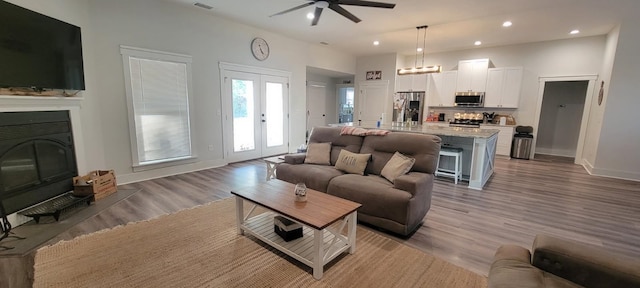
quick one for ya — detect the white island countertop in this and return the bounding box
[329,122,499,139]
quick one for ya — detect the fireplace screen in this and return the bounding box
[0,111,78,214]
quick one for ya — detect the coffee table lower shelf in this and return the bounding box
[237,203,356,279]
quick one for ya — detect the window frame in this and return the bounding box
[120,45,197,171]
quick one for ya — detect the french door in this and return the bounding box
[221,64,289,162]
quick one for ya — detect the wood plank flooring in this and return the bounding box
[30,156,640,277]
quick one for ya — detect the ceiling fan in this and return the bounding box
[270,0,396,26]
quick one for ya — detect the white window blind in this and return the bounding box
[121,46,194,168]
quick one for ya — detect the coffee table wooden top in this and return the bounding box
[231,179,361,230]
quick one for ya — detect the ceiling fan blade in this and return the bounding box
[311,7,323,26]
[329,3,361,23]
[337,0,396,9]
[269,2,314,17]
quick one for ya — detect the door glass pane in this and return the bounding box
[265,82,284,147]
[232,79,255,152]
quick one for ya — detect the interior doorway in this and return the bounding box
[306,81,327,134]
[337,84,354,123]
[533,76,596,164]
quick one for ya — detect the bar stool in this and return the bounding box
[435,147,463,184]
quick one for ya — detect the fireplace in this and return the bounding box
[0,111,78,215]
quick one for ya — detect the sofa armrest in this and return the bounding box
[393,172,429,197]
[532,234,640,288]
[284,153,306,164]
[488,245,543,288]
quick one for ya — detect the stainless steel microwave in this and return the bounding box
[454,92,485,107]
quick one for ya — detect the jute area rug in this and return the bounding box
[33,197,487,288]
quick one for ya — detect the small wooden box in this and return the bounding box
[73,170,117,200]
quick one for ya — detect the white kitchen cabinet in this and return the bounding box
[427,71,457,107]
[481,125,514,156]
[456,59,490,92]
[395,74,427,92]
[485,67,523,108]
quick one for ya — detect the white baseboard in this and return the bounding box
[582,159,595,175]
[582,159,640,182]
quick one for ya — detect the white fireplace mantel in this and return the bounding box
[1,95,89,226]
[0,95,87,173]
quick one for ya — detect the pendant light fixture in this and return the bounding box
[397,25,442,75]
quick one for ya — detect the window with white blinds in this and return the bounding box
[120,46,194,169]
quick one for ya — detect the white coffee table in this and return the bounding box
[231,179,361,279]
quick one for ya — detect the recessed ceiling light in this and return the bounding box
[502,21,512,27]
[474,41,482,46]
[416,47,423,52]
[570,29,580,35]
[373,40,380,46]
[306,12,314,20]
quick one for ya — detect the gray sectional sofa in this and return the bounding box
[488,234,640,288]
[276,126,441,236]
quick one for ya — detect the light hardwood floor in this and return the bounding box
[48,155,640,277]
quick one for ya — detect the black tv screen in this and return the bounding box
[0,1,85,91]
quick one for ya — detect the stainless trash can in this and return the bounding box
[511,126,534,160]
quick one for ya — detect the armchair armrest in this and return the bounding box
[284,153,306,164]
[393,172,430,197]
[532,234,640,288]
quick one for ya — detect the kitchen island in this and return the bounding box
[328,123,499,190]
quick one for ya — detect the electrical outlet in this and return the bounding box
[208,144,214,151]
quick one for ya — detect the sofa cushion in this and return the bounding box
[327,174,412,225]
[359,132,441,175]
[381,152,415,183]
[308,126,364,166]
[304,142,331,165]
[276,163,344,192]
[335,150,370,175]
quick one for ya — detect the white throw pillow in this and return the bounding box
[334,150,371,175]
[304,142,331,165]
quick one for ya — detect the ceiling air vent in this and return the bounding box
[194,2,213,10]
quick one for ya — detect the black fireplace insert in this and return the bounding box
[0,111,78,215]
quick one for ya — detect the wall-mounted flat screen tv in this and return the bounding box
[0,1,85,91]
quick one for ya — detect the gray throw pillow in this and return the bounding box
[381,152,415,183]
[304,142,331,165]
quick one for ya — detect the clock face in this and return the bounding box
[251,37,269,61]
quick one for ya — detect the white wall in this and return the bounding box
[583,26,620,171]
[5,0,106,173]
[355,53,398,124]
[593,14,640,180]
[5,0,356,185]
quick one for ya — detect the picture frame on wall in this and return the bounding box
[366,71,382,80]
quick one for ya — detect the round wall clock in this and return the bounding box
[251,37,270,61]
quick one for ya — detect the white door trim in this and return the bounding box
[533,75,597,164]
[219,62,291,162]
